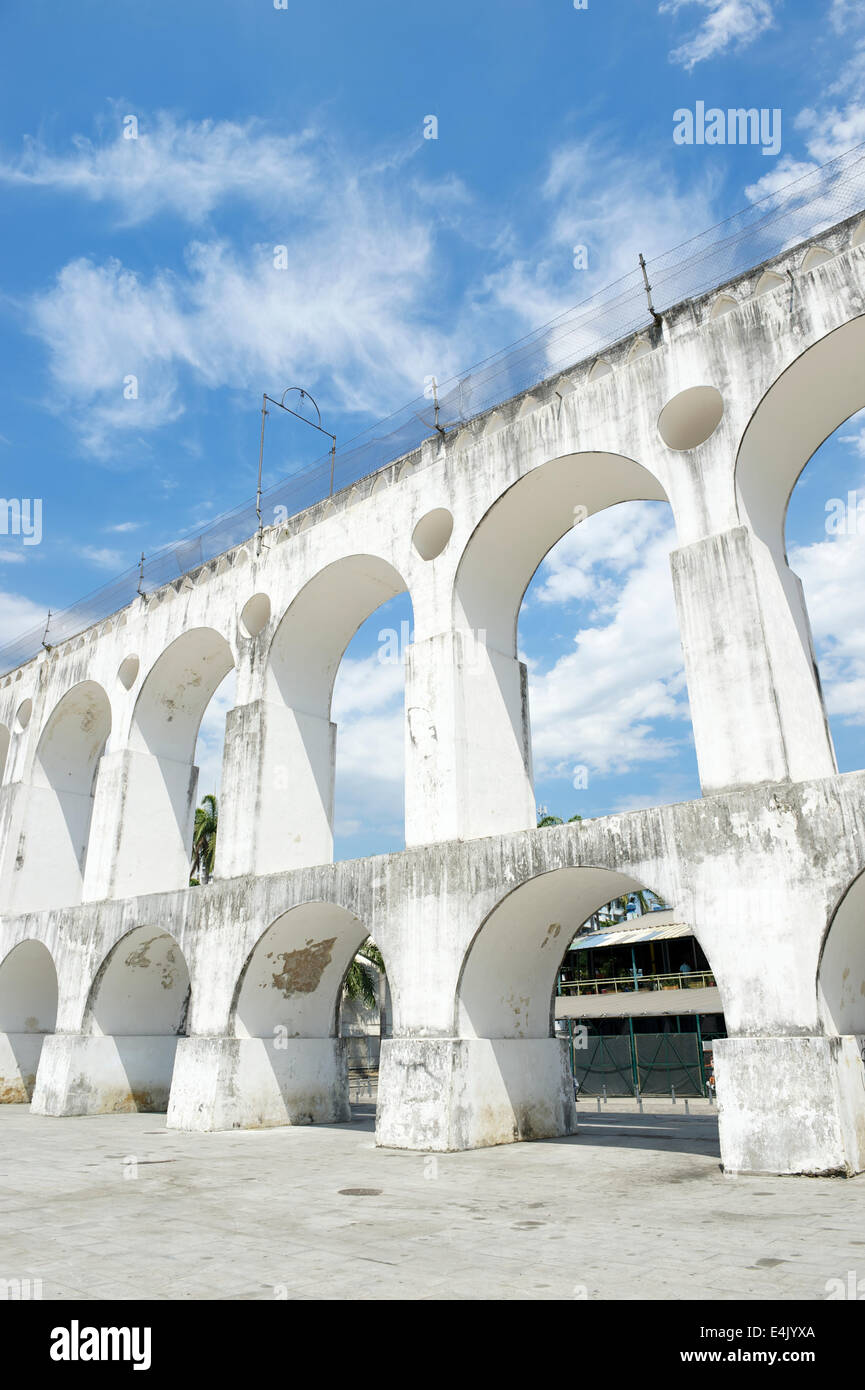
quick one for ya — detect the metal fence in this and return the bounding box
[4,140,865,675]
[572,1031,708,1097]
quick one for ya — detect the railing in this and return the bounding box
[560,970,717,996]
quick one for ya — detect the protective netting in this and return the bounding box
[572,1031,706,1097]
[4,140,865,675]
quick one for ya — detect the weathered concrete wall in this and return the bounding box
[0,214,864,1174]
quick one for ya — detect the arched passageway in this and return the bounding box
[0,941,58,1102]
[235,555,411,874]
[818,870,865,1035]
[429,865,722,1148]
[75,927,190,1113]
[447,454,678,837]
[109,628,234,897]
[220,902,372,1127]
[12,682,110,912]
[783,404,865,775]
[732,319,865,785]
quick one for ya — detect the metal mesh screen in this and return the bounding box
[574,1031,706,1096]
[4,140,865,675]
[574,1036,637,1097]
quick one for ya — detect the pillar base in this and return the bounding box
[30,1033,180,1115]
[376,1037,578,1151]
[166,1036,350,1132]
[0,1032,47,1102]
[715,1035,865,1176]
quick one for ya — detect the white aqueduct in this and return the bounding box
[2,213,865,1175]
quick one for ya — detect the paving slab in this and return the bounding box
[0,1101,863,1300]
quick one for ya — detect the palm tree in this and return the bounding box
[343,940,385,1010]
[190,793,218,886]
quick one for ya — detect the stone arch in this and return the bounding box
[434,864,716,1147]
[456,865,674,1038]
[0,940,58,1102]
[13,681,111,912]
[736,317,865,561]
[817,869,865,1035]
[454,452,669,654]
[734,318,865,780]
[79,926,190,1113]
[131,627,234,762]
[243,556,412,873]
[267,556,409,715]
[442,454,672,840]
[109,628,234,897]
[223,902,373,1126]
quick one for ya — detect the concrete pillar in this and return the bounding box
[376,1037,578,1150]
[30,1033,182,1115]
[214,699,335,878]
[671,526,836,794]
[166,1036,349,1131]
[83,749,198,900]
[714,1035,865,1176]
[404,631,536,845]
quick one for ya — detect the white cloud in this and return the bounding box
[332,652,406,843]
[790,526,865,727]
[104,521,141,533]
[77,546,126,570]
[0,591,49,647]
[15,109,730,458]
[0,113,318,225]
[660,0,775,70]
[524,504,692,779]
[473,137,720,354]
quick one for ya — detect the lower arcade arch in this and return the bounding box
[227,902,378,1126]
[0,940,58,1102]
[451,867,723,1141]
[81,926,191,1113]
[818,870,865,1035]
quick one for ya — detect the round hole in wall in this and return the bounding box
[15,698,32,730]
[117,655,140,690]
[239,592,271,639]
[658,385,724,451]
[412,508,454,561]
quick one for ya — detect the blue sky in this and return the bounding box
[1,0,864,857]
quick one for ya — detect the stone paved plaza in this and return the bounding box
[1,1100,862,1301]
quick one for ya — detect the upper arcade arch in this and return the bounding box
[454,452,669,655]
[130,626,235,760]
[9,681,111,913]
[266,554,409,715]
[86,628,235,901]
[735,316,865,561]
[217,556,413,878]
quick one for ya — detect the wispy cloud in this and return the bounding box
[660,0,775,70]
[0,112,318,226]
[77,545,125,569]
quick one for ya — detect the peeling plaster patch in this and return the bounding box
[271,937,337,996]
